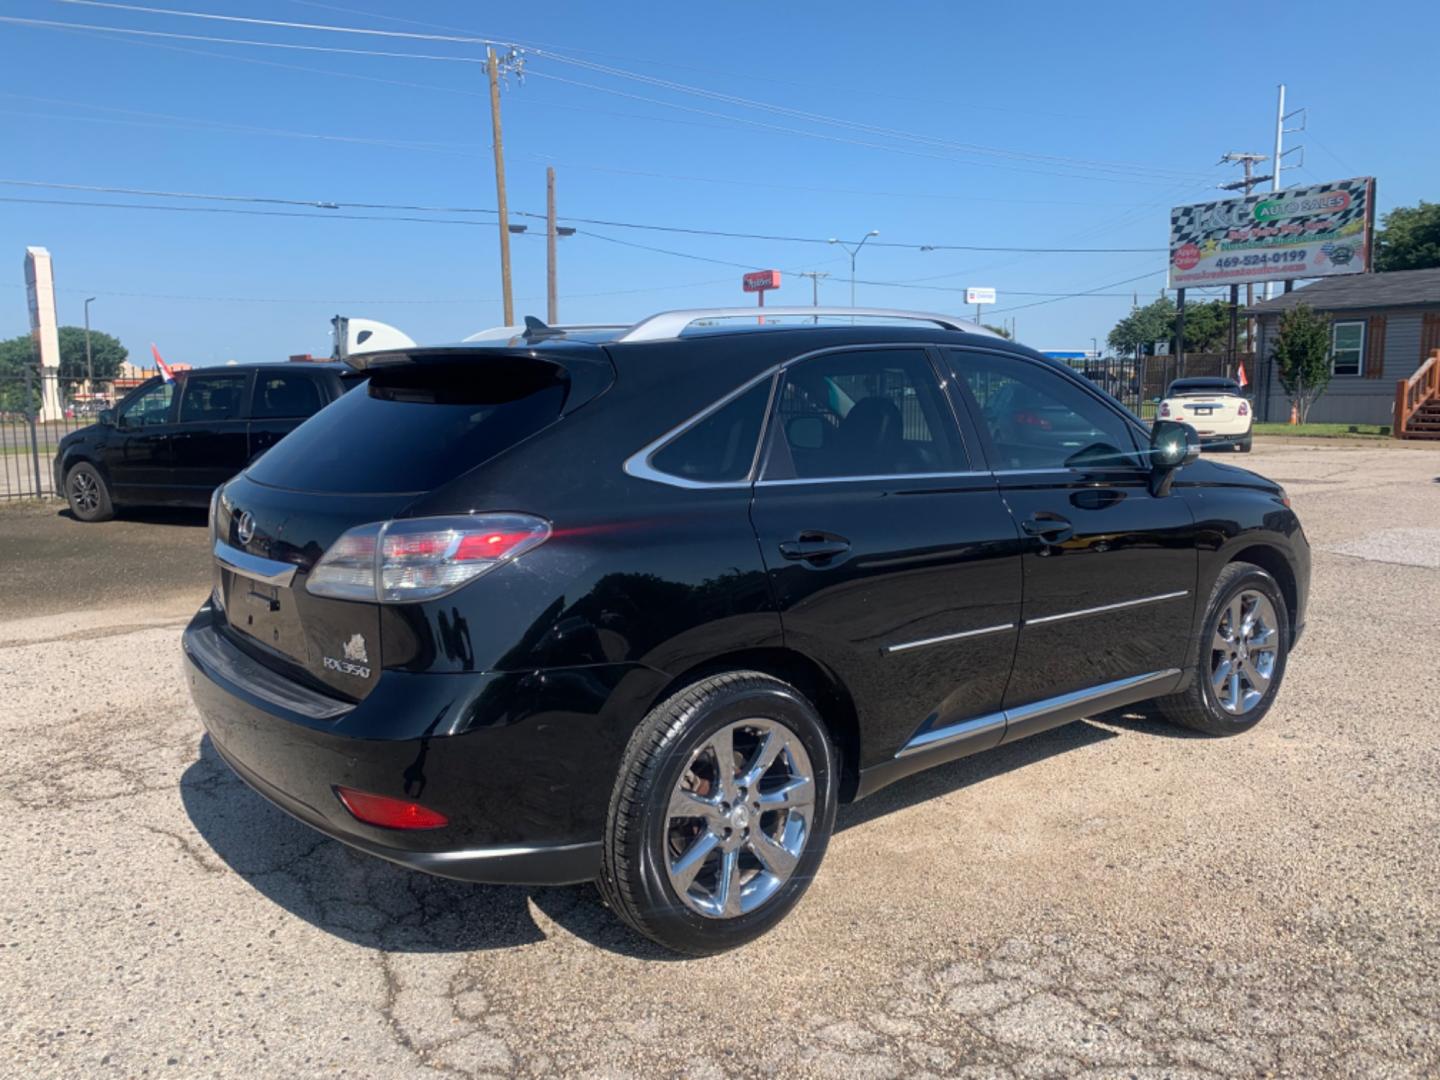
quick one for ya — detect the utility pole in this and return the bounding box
[1220,151,1272,361]
[546,166,558,324]
[486,46,524,325]
[1264,85,1307,300]
[795,270,830,315]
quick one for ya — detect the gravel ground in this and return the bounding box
[2,440,1438,1079]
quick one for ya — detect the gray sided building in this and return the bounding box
[1249,267,1440,425]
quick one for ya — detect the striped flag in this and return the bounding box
[151,343,176,383]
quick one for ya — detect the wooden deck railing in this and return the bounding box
[1395,349,1440,437]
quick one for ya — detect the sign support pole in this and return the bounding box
[1228,284,1240,375]
[1175,288,1187,375]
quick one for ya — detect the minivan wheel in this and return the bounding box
[598,671,838,955]
[65,462,114,522]
[1153,561,1289,736]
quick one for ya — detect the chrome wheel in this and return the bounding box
[69,469,100,514]
[1210,589,1279,715]
[664,718,815,919]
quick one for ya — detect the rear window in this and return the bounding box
[245,360,568,494]
[1169,379,1240,396]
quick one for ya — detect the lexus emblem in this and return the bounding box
[236,511,256,545]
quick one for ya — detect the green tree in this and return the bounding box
[0,335,42,412]
[1373,201,1440,272]
[1272,303,1332,422]
[1175,299,1235,353]
[57,325,128,385]
[1108,297,1175,358]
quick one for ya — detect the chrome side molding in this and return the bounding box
[884,622,1015,655]
[213,539,298,588]
[895,668,1181,759]
[1023,590,1189,627]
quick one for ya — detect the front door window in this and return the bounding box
[118,380,175,427]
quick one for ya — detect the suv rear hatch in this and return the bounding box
[211,344,613,700]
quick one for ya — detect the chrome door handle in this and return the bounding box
[778,533,851,563]
[1021,515,1073,543]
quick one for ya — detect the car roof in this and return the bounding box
[175,362,354,377]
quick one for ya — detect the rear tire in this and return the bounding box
[1152,561,1289,735]
[598,671,838,955]
[1236,435,1253,453]
[65,462,114,522]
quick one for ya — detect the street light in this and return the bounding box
[83,296,96,397]
[828,230,880,308]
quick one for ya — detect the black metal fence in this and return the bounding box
[1061,352,1254,421]
[0,369,125,501]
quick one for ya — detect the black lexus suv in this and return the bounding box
[53,361,352,521]
[183,309,1309,955]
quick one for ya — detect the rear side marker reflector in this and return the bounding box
[335,786,449,830]
[307,513,551,604]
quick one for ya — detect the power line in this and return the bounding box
[0,179,1169,251]
[60,0,1213,180]
[32,4,1218,185]
[0,194,526,229]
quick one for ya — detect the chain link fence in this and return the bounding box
[0,369,127,501]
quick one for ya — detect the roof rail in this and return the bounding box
[614,307,1000,344]
[462,321,630,343]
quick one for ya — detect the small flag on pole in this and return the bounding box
[1237,363,1249,389]
[151,343,176,383]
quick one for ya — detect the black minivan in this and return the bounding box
[53,362,351,521]
[184,309,1309,954]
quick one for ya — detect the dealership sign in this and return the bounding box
[1168,177,1375,288]
[965,286,997,305]
[743,269,781,292]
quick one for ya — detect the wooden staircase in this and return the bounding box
[1395,350,1440,440]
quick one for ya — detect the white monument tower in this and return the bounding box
[24,246,64,422]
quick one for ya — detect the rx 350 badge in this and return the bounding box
[324,633,371,678]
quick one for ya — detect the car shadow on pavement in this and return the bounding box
[56,505,208,528]
[836,718,1117,832]
[180,718,1148,960]
[179,736,684,960]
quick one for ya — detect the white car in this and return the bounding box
[1158,377,1252,452]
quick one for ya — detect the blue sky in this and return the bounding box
[2,0,1436,364]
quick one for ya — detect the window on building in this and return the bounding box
[1331,321,1365,377]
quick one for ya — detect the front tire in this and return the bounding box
[1153,561,1289,735]
[65,462,114,522]
[598,671,838,955]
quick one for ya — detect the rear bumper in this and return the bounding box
[207,732,601,884]
[181,606,648,885]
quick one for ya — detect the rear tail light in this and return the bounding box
[1238,401,1249,416]
[307,513,550,603]
[1159,401,1171,418]
[335,786,449,830]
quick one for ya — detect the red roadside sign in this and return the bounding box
[742,269,781,292]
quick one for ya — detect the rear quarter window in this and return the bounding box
[244,360,567,494]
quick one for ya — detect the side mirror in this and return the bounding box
[98,408,115,427]
[1148,419,1200,497]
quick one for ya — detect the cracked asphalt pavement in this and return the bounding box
[2,441,1439,1078]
